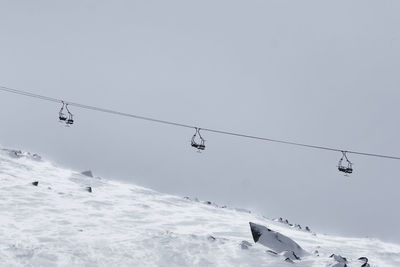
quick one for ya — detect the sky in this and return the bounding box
[1,0,400,243]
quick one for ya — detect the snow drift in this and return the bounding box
[1,148,400,266]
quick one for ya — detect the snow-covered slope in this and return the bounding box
[1,149,400,267]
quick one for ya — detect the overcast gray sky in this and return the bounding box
[1,0,400,243]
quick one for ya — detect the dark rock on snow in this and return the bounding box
[266,250,278,256]
[81,170,93,177]
[240,241,252,250]
[330,254,347,263]
[358,257,370,267]
[279,250,301,260]
[207,235,216,242]
[284,258,294,263]
[329,263,347,267]
[249,222,307,256]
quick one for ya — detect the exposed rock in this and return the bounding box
[203,201,218,207]
[8,150,23,158]
[279,251,301,260]
[284,258,294,263]
[81,171,93,177]
[32,181,39,186]
[240,241,252,250]
[5,149,42,161]
[207,235,216,242]
[266,250,278,256]
[358,257,368,262]
[358,257,370,267]
[330,254,347,263]
[249,222,307,256]
[183,196,200,202]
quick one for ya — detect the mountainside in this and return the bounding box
[1,148,399,267]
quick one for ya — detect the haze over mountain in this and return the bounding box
[1,1,399,244]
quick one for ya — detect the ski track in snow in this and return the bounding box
[1,149,400,267]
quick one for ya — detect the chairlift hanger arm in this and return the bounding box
[1,85,400,161]
[65,104,72,115]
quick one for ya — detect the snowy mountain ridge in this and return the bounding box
[1,148,400,266]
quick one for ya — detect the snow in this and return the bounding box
[1,148,400,266]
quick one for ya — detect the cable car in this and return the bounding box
[191,128,205,151]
